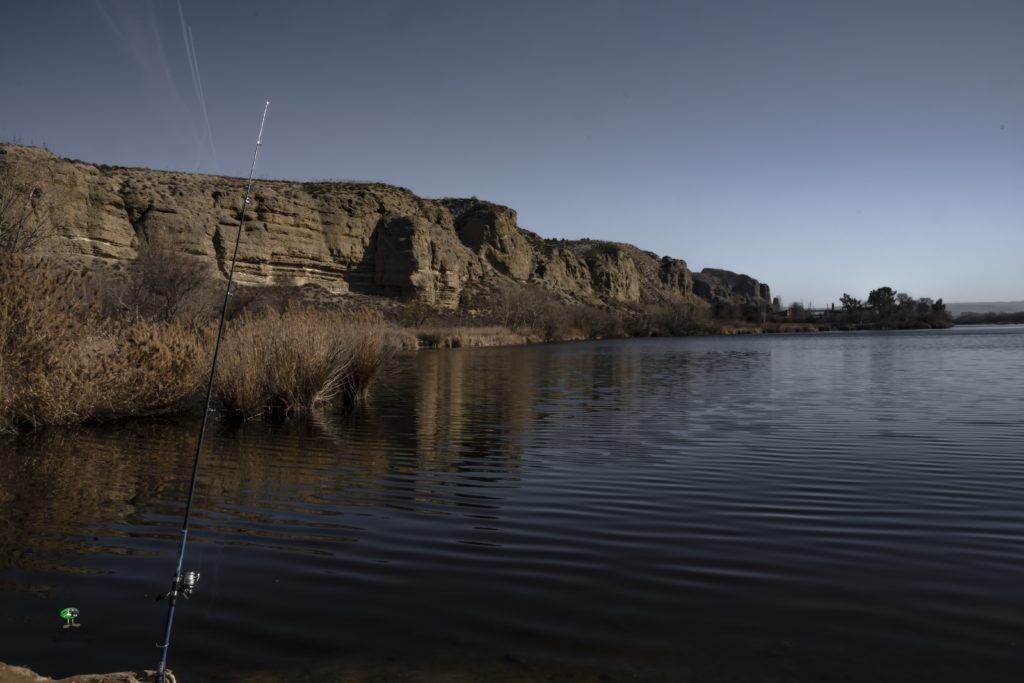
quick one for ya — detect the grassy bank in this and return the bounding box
[0,258,395,432]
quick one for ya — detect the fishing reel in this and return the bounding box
[180,571,200,598]
[156,571,201,602]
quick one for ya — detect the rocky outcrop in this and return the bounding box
[0,144,770,311]
[693,268,771,307]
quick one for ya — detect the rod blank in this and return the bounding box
[155,101,270,683]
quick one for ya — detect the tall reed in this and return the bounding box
[215,304,393,420]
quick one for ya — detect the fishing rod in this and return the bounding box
[154,100,269,683]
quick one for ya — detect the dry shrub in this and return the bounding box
[628,301,714,337]
[102,242,217,324]
[84,321,207,420]
[1,257,94,429]
[0,257,206,431]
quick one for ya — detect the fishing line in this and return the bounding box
[154,101,269,683]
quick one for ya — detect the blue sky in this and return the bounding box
[2,0,1021,304]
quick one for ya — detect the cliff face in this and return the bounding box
[0,144,770,310]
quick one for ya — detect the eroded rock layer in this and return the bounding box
[0,144,770,310]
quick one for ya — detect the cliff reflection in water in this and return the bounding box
[18,333,1024,683]
[0,341,685,596]
[0,347,538,593]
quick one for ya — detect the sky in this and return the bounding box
[1,0,1021,305]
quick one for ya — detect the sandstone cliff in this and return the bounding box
[0,144,770,311]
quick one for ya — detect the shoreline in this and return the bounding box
[0,318,958,435]
[409,319,957,348]
[0,662,168,683]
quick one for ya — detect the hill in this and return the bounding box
[946,301,1024,316]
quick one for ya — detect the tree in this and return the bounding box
[839,293,863,323]
[840,293,862,311]
[867,286,897,320]
[929,298,951,327]
[895,292,915,321]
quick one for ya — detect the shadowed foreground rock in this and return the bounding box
[0,664,172,683]
[0,144,770,312]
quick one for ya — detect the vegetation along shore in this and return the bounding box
[0,143,951,432]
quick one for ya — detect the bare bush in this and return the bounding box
[0,157,64,255]
[110,243,216,323]
[636,300,713,336]
[489,281,568,335]
[399,298,436,327]
[563,304,626,339]
[489,282,542,329]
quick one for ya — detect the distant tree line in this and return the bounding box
[840,286,951,327]
[779,286,952,329]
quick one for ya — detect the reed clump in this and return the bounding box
[215,305,394,420]
[414,325,531,349]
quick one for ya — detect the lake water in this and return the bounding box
[2,327,1023,681]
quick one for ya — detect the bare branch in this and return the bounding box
[0,157,64,255]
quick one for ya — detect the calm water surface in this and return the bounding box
[2,327,1023,681]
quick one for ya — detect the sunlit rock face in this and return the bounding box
[0,144,770,310]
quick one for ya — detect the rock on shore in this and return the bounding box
[0,663,171,683]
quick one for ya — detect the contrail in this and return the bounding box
[176,0,220,172]
[175,0,200,106]
[94,0,197,150]
[175,0,204,168]
[188,26,220,172]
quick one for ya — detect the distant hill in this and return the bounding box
[946,301,1024,316]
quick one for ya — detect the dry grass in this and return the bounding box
[215,305,394,419]
[761,321,822,333]
[717,324,765,335]
[414,325,531,349]
[0,260,396,431]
